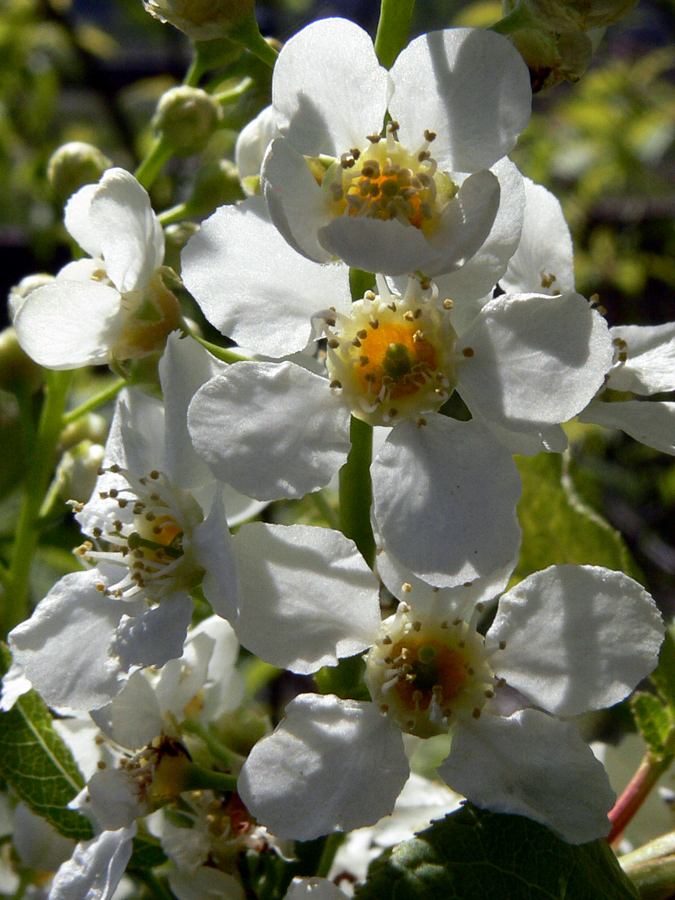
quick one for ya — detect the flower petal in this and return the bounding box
[607,323,675,395]
[238,694,409,840]
[89,168,164,293]
[8,570,128,711]
[64,182,101,258]
[181,197,351,357]
[389,28,531,172]
[456,292,612,432]
[320,215,439,276]
[233,523,380,673]
[13,280,124,369]
[193,487,240,622]
[188,361,351,500]
[438,709,615,843]
[372,416,522,587]
[262,138,334,263]
[500,178,575,296]
[49,826,136,900]
[488,565,664,716]
[272,18,388,156]
[579,399,675,456]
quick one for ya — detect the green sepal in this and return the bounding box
[356,803,639,900]
[0,644,94,842]
[631,691,675,758]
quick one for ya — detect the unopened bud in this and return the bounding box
[520,0,637,31]
[503,22,593,90]
[143,0,255,41]
[47,142,112,202]
[57,439,106,504]
[191,158,244,213]
[153,86,221,157]
[0,327,43,395]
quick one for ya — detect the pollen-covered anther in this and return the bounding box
[323,282,457,427]
[366,603,497,738]
[76,465,203,602]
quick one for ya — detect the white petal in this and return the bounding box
[389,28,531,172]
[106,670,164,749]
[49,825,136,900]
[432,159,525,309]
[112,593,194,671]
[89,168,164,292]
[422,169,500,277]
[13,280,124,369]
[9,570,127,711]
[159,331,228,490]
[272,18,388,156]
[376,544,516,619]
[262,138,333,263]
[320,216,439,276]
[475,417,569,455]
[579,399,675,455]
[233,523,380,673]
[181,197,351,357]
[372,416,522,587]
[235,104,279,183]
[238,694,409,840]
[438,709,615,844]
[607,323,675,394]
[170,868,245,900]
[500,178,575,296]
[12,802,75,871]
[193,488,239,622]
[188,361,351,500]
[85,768,146,830]
[64,183,101,258]
[456,292,612,431]
[488,565,664,716]
[285,878,348,900]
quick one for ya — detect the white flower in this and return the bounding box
[235,105,279,195]
[184,205,612,585]
[6,334,246,711]
[261,18,531,276]
[12,168,182,369]
[235,547,663,844]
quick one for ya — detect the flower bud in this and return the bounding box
[503,21,593,90]
[143,0,255,41]
[191,159,245,214]
[56,439,106,505]
[0,327,43,396]
[47,142,112,203]
[152,86,221,157]
[518,0,637,31]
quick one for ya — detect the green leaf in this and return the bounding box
[0,644,93,842]
[631,691,674,757]
[514,454,637,583]
[356,803,639,900]
[128,832,167,871]
[651,630,675,713]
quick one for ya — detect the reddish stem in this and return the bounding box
[608,752,668,848]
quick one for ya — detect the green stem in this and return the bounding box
[339,416,376,568]
[374,0,416,68]
[315,832,345,879]
[2,370,72,637]
[182,762,238,793]
[230,16,279,68]
[61,377,128,428]
[181,719,246,768]
[134,136,173,191]
[621,851,675,900]
[193,334,251,364]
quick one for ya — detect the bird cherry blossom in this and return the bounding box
[261,17,532,276]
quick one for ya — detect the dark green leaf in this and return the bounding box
[128,832,167,871]
[356,803,639,900]
[0,644,93,842]
[631,691,674,757]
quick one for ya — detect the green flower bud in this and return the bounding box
[191,158,245,215]
[502,21,593,90]
[519,0,637,31]
[143,0,256,41]
[47,142,112,202]
[152,86,221,157]
[0,327,43,396]
[56,439,106,504]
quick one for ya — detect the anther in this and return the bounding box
[462,347,474,357]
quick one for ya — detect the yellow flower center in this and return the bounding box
[366,604,499,739]
[321,123,458,235]
[320,280,457,426]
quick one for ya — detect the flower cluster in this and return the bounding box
[2,10,673,900]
